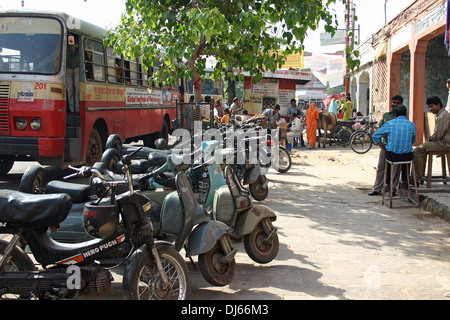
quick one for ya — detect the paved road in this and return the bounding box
[1,147,449,301]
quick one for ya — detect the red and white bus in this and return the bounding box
[0,9,178,174]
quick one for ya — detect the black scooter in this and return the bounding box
[0,151,190,300]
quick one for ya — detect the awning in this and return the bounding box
[374,41,387,60]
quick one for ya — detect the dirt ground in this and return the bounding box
[288,144,380,192]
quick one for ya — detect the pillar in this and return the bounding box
[409,39,429,145]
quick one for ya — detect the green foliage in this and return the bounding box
[105,0,353,91]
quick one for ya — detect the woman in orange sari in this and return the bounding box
[306,103,319,149]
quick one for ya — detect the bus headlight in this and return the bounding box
[16,118,27,130]
[30,118,41,130]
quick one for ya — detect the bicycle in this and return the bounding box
[349,117,378,154]
[332,120,355,146]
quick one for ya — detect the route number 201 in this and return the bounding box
[34,83,47,90]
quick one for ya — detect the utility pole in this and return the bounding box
[345,0,350,95]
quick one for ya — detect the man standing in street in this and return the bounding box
[413,96,450,181]
[372,105,416,188]
[263,104,281,128]
[368,95,404,196]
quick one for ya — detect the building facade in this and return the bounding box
[350,0,448,144]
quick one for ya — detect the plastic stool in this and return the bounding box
[382,159,419,209]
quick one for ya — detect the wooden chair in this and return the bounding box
[423,150,450,188]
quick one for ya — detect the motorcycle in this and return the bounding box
[212,166,279,263]
[0,151,190,300]
[217,131,270,201]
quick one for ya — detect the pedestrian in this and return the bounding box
[305,102,319,149]
[342,94,353,122]
[413,96,450,181]
[216,100,224,117]
[329,97,338,117]
[372,105,416,189]
[213,102,222,122]
[368,95,404,196]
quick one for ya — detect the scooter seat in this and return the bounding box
[0,190,72,230]
[46,180,92,203]
[148,152,169,167]
[129,159,151,174]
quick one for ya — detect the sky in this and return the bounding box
[1,0,414,54]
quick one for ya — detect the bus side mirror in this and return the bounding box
[68,36,75,45]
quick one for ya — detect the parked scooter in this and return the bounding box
[135,146,237,286]
[212,166,279,263]
[18,147,237,287]
[0,151,190,300]
[154,170,237,286]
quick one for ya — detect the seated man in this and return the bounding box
[372,105,416,189]
[413,96,450,181]
[286,113,304,147]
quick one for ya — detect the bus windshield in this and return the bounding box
[0,16,62,74]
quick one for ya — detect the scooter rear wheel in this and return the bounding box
[0,240,36,299]
[249,176,269,201]
[198,242,236,286]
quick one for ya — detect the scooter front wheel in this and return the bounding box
[198,241,236,286]
[122,245,190,300]
[244,220,279,264]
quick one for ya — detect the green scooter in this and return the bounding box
[212,166,279,264]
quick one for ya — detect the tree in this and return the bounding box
[106,0,347,103]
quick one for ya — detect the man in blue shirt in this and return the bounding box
[372,105,416,189]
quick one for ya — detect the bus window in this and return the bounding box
[0,17,62,74]
[137,61,148,86]
[123,59,138,85]
[84,39,105,82]
[106,47,122,83]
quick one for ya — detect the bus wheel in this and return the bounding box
[86,128,103,166]
[143,120,169,148]
[161,120,169,145]
[0,156,14,176]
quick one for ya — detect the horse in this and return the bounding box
[317,111,337,148]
